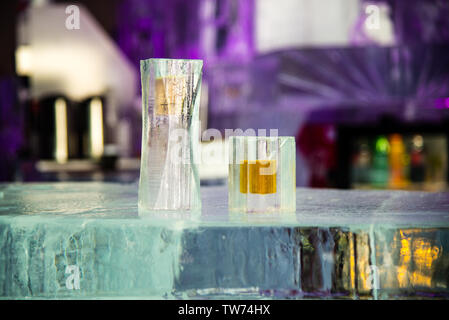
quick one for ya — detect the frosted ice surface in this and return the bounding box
[0,182,449,299]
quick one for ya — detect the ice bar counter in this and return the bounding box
[0,183,449,299]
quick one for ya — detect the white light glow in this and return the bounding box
[17,4,136,106]
[54,98,68,163]
[28,45,106,101]
[255,0,360,52]
[15,46,33,76]
[90,98,104,159]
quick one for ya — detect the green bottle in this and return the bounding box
[371,136,390,188]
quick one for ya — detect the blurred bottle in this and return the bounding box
[425,136,447,188]
[352,140,371,184]
[371,135,390,187]
[409,134,426,183]
[389,134,409,188]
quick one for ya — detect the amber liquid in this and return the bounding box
[240,160,277,194]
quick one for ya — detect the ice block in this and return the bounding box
[228,136,296,213]
[138,59,203,214]
[0,183,449,299]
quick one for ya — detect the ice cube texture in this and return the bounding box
[139,59,202,214]
[229,136,296,213]
[1,183,449,299]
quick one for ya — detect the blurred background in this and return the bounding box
[0,0,448,191]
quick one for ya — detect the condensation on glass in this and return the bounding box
[138,59,203,214]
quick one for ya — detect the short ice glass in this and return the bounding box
[228,136,296,213]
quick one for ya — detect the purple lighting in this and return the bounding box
[117,0,254,71]
[0,78,21,181]
[433,97,449,109]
